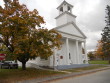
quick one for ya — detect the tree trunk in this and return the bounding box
[22,62,26,70]
[17,56,29,70]
[109,60,110,64]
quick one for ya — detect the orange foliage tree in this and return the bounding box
[95,40,105,60]
[0,0,62,70]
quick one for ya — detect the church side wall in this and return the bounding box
[19,57,50,68]
[18,57,40,67]
[38,58,50,66]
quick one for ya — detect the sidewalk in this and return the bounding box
[18,66,110,83]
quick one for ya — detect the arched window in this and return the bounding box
[60,7,63,12]
[69,53,71,59]
[68,6,71,12]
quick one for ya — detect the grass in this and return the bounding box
[0,68,64,83]
[65,65,108,72]
[89,60,109,64]
[0,63,109,83]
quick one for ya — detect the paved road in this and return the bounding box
[48,69,110,83]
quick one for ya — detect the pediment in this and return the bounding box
[54,22,86,38]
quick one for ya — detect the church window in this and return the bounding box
[68,6,71,11]
[60,7,63,12]
[69,53,71,59]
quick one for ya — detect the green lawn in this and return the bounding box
[89,60,109,64]
[65,65,108,72]
[0,68,64,83]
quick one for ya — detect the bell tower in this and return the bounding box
[57,0,73,14]
[55,0,76,26]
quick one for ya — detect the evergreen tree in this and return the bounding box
[101,5,110,63]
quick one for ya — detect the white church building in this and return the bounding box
[26,1,88,69]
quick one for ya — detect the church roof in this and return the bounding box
[57,0,73,9]
[54,22,87,39]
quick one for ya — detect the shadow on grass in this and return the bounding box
[0,68,64,83]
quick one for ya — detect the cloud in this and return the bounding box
[1,0,110,52]
[86,31,102,51]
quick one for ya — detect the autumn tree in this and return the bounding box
[101,5,110,63]
[95,40,105,60]
[87,51,95,60]
[0,0,62,70]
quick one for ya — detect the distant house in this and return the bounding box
[25,1,88,69]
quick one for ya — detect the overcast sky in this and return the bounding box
[0,0,110,52]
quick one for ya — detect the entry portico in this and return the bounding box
[50,25,88,67]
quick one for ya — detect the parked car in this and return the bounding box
[0,62,4,68]
[0,61,18,69]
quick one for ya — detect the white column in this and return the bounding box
[66,38,69,65]
[76,40,79,64]
[53,48,57,66]
[53,48,58,70]
[84,41,88,64]
[80,42,83,64]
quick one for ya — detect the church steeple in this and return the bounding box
[57,0,73,15]
[55,1,76,26]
